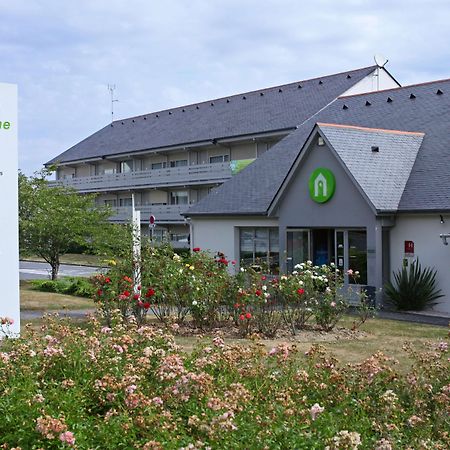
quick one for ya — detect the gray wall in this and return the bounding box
[275,138,383,290]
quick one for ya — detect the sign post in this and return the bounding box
[0,83,19,337]
[149,214,156,242]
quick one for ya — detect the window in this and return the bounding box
[119,198,132,207]
[151,162,167,170]
[239,227,279,273]
[170,190,189,205]
[170,159,188,168]
[209,155,229,164]
[170,233,190,243]
[104,199,117,207]
[120,160,133,173]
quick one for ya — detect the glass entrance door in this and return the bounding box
[335,229,367,284]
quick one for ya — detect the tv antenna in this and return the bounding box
[107,84,119,124]
[374,54,388,68]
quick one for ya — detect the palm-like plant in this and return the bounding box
[384,260,444,311]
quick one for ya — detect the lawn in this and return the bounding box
[20,280,94,311]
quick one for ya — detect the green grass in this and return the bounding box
[20,280,94,311]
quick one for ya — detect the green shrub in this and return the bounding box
[385,260,444,311]
[30,277,95,298]
[0,317,448,448]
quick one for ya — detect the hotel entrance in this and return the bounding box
[286,228,367,284]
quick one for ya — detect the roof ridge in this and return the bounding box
[339,76,450,99]
[317,122,425,136]
[112,65,377,123]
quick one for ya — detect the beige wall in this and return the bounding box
[141,190,168,204]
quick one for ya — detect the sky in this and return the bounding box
[2,0,450,175]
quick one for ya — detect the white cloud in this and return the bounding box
[0,0,449,173]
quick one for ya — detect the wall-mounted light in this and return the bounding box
[440,233,450,245]
[317,136,325,146]
[440,215,445,224]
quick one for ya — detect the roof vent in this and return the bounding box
[436,89,444,95]
[210,102,214,106]
[242,96,246,100]
[318,80,323,85]
[226,99,230,103]
[196,106,199,109]
[182,109,185,112]
[132,119,135,122]
[409,93,416,99]
[342,104,348,110]
[260,92,264,96]
[347,74,351,79]
[278,88,282,93]
[121,121,124,124]
[155,114,159,118]
[168,112,172,115]
[371,146,379,153]
[298,84,302,89]
[365,101,371,106]
[387,97,393,103]
[143,116,147,120]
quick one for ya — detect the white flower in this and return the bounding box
[310,403,324,421]
[299,280,304,286]
[262,285,267,291]
[292,271,298,275]
[294,263,302,269]
[240,267,246,272]
[306,260,312,265]
[192,300,198,306]
[281,275,287,281]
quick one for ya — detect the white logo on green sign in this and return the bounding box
[309,168,335,203]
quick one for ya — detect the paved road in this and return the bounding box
[20,261,103,280]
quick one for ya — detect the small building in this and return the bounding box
[186,78,450,314]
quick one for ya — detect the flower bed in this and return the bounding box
[92,245,372,336]
[0,316,448,448]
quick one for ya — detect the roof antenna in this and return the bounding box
[373,54,388,91]
[107,84,119,124]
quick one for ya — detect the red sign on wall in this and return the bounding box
[404,240,414,256]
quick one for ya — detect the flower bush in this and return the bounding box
[0,317,448,448]
[92,244,371,335]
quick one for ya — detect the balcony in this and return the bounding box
[50,162,232,193]
[109,204,188,224]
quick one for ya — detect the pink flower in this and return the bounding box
[231,260,236,265]
[59,431,75,446]
[347,269,354,275]
[193,247,201,252]
[310,403,324,421]
[152,396,163,406]
[330,301,336,307]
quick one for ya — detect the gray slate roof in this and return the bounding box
[47,66,377,165]
[318,123,424,212]
[187,78,450,214]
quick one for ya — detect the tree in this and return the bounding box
[19,169,113,279]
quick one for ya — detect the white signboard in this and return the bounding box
[0,83,19,337]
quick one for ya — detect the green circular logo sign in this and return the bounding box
[308,168,336,203]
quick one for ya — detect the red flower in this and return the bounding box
[123,276,132,283]
[297,288,305,296]
[234,303,240,309]
[145,288,155,298]
[123,290,131,297]
[133,294,140,300]
[239,314,245,321]
[231,260,236,265]
[105,277,111,284]
[97,289,103,296]
[255,290,262,297]
[218,258,228,265]
[137,285,141,290]
[245,312,252,319]
[143,302,151,309]
[193,247,201,252]
[261,276,267,281]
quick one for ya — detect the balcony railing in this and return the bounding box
[109,204,188,223]
[50,162,232,192]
